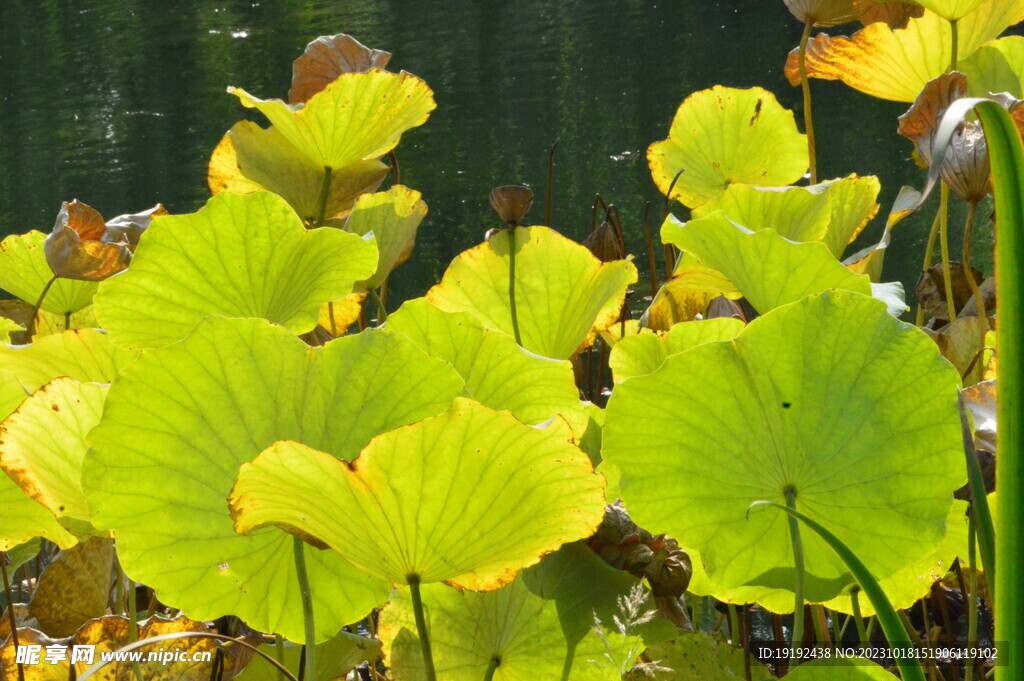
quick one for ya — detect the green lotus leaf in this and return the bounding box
[648,87,808,208]
[344,185,428,291]
[387,298,588,436]
[0,377,105,524]
[83,316,466,640]
[0,299,99,343]
[0,328,136,390]
[685,547,796,613]
[4,537,41,573]
[229,69,435,170]
[577,403,605,466]
[230,398,606,590]
[426,226,636,359]
[643,632,775,681]
[379,577,624,681]
[94,191,378,350]
[783,658,899,680]
[208,121,389,224]
[692,184,833,243]
[962,36,1024,97]
[0,231,97,314]
[236,630,382,681]
[602,291,965,599]
[915,0,986,20]
[818,174,882,257]
[610,319,745,384]
[662,213,871,314]
[785,0,1024,102]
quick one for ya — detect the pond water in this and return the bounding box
[0,1,994,308]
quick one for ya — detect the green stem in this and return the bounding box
[327,302,338,337]
[2,553,26,681]
[275,634,286,681]
[369,288,388,323]
[966,518,978,681]
[507,227,522,346]
[314,167,334,229]
[850,588,869,647]
[64,311,71,331]
[727,603,740,645]
[26,274,58,338]
[939,182,957,322]
[293,537,316,681]
[916,210,943,325]
[407,574,437,681]
[798,20,817,184]
[785,488,805,658]
[482,655,500,681]
[959,394,996,583]
[126,580,144,681]
[950,19,959,72]
[962,201,989,371]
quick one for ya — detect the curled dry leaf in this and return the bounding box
[855,0,925,29]
[102,204,167,247]
[27,537,114,638]
[289,33,392,104]
[488,185,533,226]
[582,219,625,262]
[962,380,997,453]
[916,259,984,322]
[785,0,861,27]
[44,201,131,282]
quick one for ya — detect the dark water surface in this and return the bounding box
[0,1,994,306]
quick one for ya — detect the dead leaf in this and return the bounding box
[44,201,131,282]
[289,34,391,104]
[917,260,984,322]
[28,537,114,638]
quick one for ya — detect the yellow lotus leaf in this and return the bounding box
[785,0,1024,102]
[426,226,636,359]
[344,185,428,291]
[648,86,808,208]
[643,256,741,331]
[229,69,435,170]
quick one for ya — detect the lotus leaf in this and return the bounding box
[229,69,435,170]
[643,257,740,330]
[387,298,588,435]
[379,577,623,681]
[602,291,965,598]
[28,537,114,637]
[84,317,465,639]
[208,122,389,223]
[962,36,1024,97]
[0,318,22,342]
[648,87,808,208]
[94,191,378,350]
[609,318,745,383]
[844,185,923,281]
[784,0,1024,102]
[236,630,382,681]
[0,231,97,315]
[229,398,606,590]
[344,185,427,291]
[289,33,392,104]
[914,0,986,21]
[426,226,636,359]
[643,632,775,681]
[661,213,871,314]
[856,1,924,28]
[784,658,900,680]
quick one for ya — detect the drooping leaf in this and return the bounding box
[289,33,392,104]
[229,70,435,170]
[785,0,860,27]
[844,185,923,281]
[426,226,636,359]
[602,291,965,599]
[208,122,389,224]
[94,191,378,350]
[609,318,745,383]
[229,398,605,590]
[28,537,114,637]
[44,200,132,282]
[0,231,97,315]
[662,213,871,314]
[344,185,427,291]
[83,317,465,640]
[387,298,588,435]
[648,87,808,208]
[855,0,925,28]
[819,174,882,257]
[785,1,1024,102]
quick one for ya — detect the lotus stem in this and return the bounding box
[327,302,338,337]
[916,210,944,325]
[966,518,978,681]
[64,312,70,330]
[641,201,659,297]
[369,288,388,324]
[850,588,869,648]
[727,603,739,645]
[314,166,333,229]
[507,227,523,346]
[545,140,558,227]
[388,151,400,187]
[26,274,58,339]
[292,537,316,681]
[962,200,989,343]
[785,487,806,659]
[1,553,26,681]
[407,574,437,681]
[811,605,830,645]
[938,183,957,322]
[482,655,500,681]
[959,394,996,582]
[126,579,144,681]
[798,20,817,184]
[950,19,959,72]
[275,634,286,681]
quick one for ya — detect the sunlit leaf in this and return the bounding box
[785,0,1024,102]
[236,630,381,681]
[0,318,22,342]
[785,0,860,27]
[644,632,775,681]
[229,398,605,590]
[648,87,808,208]
[602,291,965,598]
[662,213,871,314]
[609,318,745,383]
[344,185,427,291]
[229,69,435,169]
[427,226,636,359]
[387,298,588,435]
[208,122,389,223]
[0,328,135,391]
[962,36,1024,97]
[642,257,740,330]
[94,191,378,350]
[783,658,901,680]
[28,537,113,637]
[289,33,392,104]
[83,317,463,640]
[915,0,986,21]
[0,231,97,315]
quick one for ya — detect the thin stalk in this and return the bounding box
[127,581,144,681]
[293,538,316,681]
[950,19,959,72]
[966,518,979,681]
[369,289,388,324]
[482,655,500,681]
[641,201,659,296]
[314,167,334,229]
[933,583,960,681]
[938,183,957,321]
[407,574,436,681]
[2,553,25,681]
[388,151,400,186]
[916,210,944,325]
[64,311,71,330]
[772,614,787,677]
[831,609,841,646]
[727,603,739,645]
[507,227,522,346]
[811,605,831,645]
[545,141,558,226]
[275,634,286,681]
[959,394,996,582]
[663,169,686,219]
[327,303,338,337]
[26,274,58,338]
[740,605,752,681]
[595,339,608,405]
[785,488,806,659]
[798,20,817,184]
[961,201,989,340]
[851,589,869,647]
